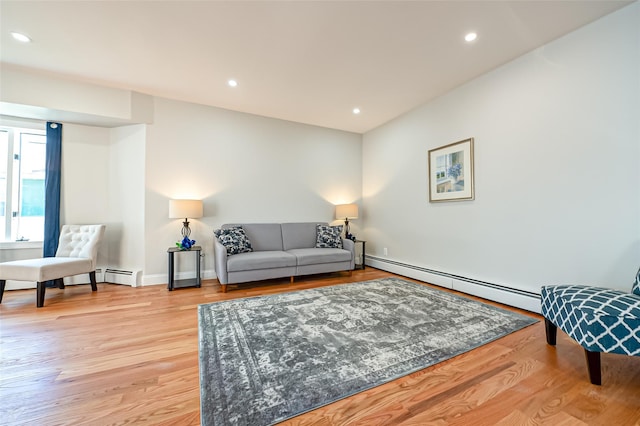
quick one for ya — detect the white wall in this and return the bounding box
[142,97,362,284]
[363,4,639,298]
[60,123,111,272]
[107,125,146,279]
[61,124,110,222]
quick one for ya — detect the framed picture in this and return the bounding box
[428,138,474,202]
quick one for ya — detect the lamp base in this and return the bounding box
[181,219,191,238]
[343,219,356,241]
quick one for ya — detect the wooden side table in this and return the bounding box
[354,240,366,270]
[167,246,202,290]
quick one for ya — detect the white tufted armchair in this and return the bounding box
[0,224,105,308]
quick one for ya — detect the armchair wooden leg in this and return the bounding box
[0,280,5,303]
[544,318,557,346]
[585,349,602,385]
[89,271,98,292]
[36,281,46,308]
[221,284,227,293]
[56,278,65,289]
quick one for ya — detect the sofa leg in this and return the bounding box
[89,271,98,291]
[56,278,65,289]
[290,276,294,283]
[36,282,46,308]
[544,318,557,346]
[0,280,5,303]
[585,349,602,385]
[221,284,227,293]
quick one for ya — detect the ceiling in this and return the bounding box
[0,1,633,133]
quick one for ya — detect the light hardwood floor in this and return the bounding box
[1,268,638,425]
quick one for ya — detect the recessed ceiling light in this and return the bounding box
[227,79,238,87]
[352,108,361,115]
[464,32,477,42]
[11,32,31,43]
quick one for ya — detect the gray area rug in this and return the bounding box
[198,277,538,425]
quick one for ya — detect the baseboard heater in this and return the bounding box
[367,255,541,313]
[104,268,141,287]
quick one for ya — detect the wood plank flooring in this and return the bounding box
[1,269,638,425]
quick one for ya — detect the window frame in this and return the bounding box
[0,119,47,245]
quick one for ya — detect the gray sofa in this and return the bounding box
[213,222,355,292]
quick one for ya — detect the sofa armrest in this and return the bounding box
[342,238,355,270]
[213,238,229,284]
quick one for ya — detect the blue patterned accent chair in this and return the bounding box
[540,267,640,385]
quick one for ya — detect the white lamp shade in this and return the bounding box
[335,203,358,220]
[169,199,203,219]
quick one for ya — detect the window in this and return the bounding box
[0,125,46,242]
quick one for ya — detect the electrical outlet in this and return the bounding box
[383,247,388,256]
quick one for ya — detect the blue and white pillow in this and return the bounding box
[633,266,640,297]
[315,224,343,249]
[214,226,253,256]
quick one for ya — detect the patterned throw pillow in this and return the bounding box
[315,224,343,249]
[633,266,640,296]
[214,226,253,256]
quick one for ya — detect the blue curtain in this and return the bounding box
[43,122,62,258]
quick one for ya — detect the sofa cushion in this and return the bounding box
[282,222,326,250]
[0,257,92,282]
[214,226,253,256]
[287,248,352,266]
[633,266,640,296]
[315,224,343,249]
[227,251,297,272]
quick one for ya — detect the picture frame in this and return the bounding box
[428,138,474,202]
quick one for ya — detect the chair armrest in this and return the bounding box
[213,238,229,284]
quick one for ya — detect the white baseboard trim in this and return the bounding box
[141,269,217,287]
[367,256,541,313]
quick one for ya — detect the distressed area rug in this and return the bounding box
[198,277,538,425]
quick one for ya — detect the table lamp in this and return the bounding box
[169,199,203,238]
